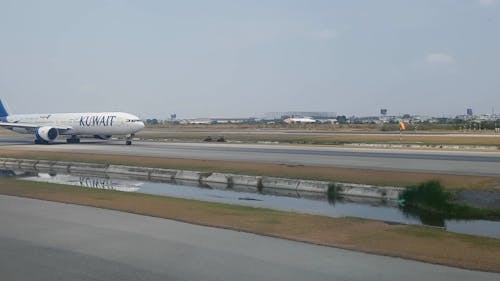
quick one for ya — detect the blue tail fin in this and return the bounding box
[0,99,9,117]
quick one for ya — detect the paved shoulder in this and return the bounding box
[0,195,498,281]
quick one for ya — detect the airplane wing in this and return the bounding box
[0,122,73,133]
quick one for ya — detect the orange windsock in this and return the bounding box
[399,121,406,131]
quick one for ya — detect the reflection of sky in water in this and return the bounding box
[14,171,500,238]
[446,220,500,238]
[143,182,422,225]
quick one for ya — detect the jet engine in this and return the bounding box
[35,126,58,144]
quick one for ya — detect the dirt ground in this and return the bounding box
[1,178,499,273]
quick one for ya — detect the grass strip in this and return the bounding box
[1,149,500,190]
[1,177,500,273]
[138,131,500,147]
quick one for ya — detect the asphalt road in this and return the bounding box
[0,134,499,176]
[1,195,498,281]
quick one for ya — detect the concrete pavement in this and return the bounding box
[0,195,499,281]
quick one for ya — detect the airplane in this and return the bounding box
[283,116,317,124]
[0,98,144,145]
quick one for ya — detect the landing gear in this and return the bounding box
[66,136,81,144]
[125,134,134,145]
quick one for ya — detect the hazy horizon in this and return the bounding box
[1,0,499,119]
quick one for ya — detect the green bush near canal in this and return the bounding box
[400,180,500,224]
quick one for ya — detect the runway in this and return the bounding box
[1,195,498,281]
[1,135,500,176]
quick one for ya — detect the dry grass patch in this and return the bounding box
[138,131,500,146]
[1,178,499,273]
[0,130,15,135]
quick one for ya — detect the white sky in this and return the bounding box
[1,0,499,118]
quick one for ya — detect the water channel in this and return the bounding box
[1,168,499,238]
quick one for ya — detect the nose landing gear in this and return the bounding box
[125,134,134,145]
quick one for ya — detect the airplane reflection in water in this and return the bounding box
[17,171,142,192]
[9,169,390,206]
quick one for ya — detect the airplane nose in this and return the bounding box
[137,121,145,130]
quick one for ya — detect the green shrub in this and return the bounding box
[400,180,500,223]
[401,180,451,210]
[327,183,341,205]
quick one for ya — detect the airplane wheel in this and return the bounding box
[126,140,132,145]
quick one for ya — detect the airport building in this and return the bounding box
[264,111,337,120]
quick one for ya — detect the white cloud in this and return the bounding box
[313,29,338,40]
[478,0,498,7]
[425,53,456,64]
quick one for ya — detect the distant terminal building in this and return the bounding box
[467,108,473,116]
[379,109,389,123]
[264,111,337,120]
[180,117,257,125]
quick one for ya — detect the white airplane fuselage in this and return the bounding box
[4,112,144,136]
[283,117,316,124]
[0,97,145,145]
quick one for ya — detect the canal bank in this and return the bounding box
[1,161,500,238]
[0,157,403,200]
